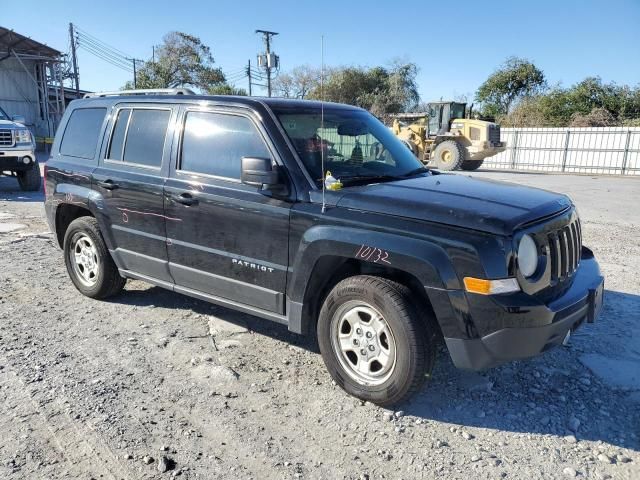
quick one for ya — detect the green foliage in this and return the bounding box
[123,32,225,92]
[307,63,419,116]
[476,57,546,117]
[208,84,248,96]
[500,77,640,127]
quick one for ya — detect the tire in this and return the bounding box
[461,159,484,171]
[17,160,41,191]
[317,275,437,406]
[432,140,465,171]
[63,216,126,299]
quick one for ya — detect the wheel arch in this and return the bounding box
[287,226,459,337]
[297,256,442,340]
[55,203,94,248]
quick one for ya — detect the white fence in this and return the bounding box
[483,127,640,176]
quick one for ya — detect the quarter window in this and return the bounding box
[180,111,270,179]
[60,108,106,160]
[107,108,171,168]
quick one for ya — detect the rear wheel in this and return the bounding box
[63,216,126,299]
[432,140,465,171]
[17,160,41,191]
[317,275,437,406]
[461,159,484,171]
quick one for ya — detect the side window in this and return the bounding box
[59,108,106,159]
[180,111,270,179]
[106,108,170,168]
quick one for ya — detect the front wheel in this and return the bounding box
[317,276,436,406]
[432,140,465,171]
[460,159,484,171]
[17,160,41,191]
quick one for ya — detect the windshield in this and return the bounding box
[0,107,8,121]
[273,107,426,187]
[451,103,466,120]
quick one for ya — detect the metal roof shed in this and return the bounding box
[0,26,65,144]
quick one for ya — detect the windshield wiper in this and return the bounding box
[338,174,402,185]
[399,167,430,177]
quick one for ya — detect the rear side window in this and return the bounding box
[59,108,106,159]
[107,107,171,168]
[180,111,270,179]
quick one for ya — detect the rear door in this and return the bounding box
[92,103,176,283]
[164,106,292,314]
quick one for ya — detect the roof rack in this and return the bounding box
[84,88,197,98]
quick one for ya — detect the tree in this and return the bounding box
[123,32,225,92]
[307,62,419,116]
[208,84,248,96]
[272,65,321,99]
[476,57,546,117]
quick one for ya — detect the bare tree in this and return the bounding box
[273,65,321,99]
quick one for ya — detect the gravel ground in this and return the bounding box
[0,167,638,480]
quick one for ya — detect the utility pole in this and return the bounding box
[255,30,279,97]
[247,59,252,96]
[132,58,137,88]
[68,23,80,96]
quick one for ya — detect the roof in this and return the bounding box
[77,92,362,112]
[0,26,61,59]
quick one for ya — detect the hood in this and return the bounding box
[0,119,22,129]
[334,173,572,235]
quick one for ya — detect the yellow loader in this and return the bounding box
[391,101,505,171]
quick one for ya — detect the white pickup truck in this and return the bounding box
[0,106,40,191]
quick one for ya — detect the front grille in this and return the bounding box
[547,218,582,284]
[0,129,14,147]
[516,207,582,300]
[488,125,501,144]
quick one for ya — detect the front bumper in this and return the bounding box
[467,141,506,160]
[445,248,604,370]
[0,149,36,172]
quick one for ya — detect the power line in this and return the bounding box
[72,24,142,87]
[77,42,133,72]
[74,25,132,59]
[77,38,134,71]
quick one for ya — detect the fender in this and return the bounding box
[47,179,117,254]
[286,224,468,336]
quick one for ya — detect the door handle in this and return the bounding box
[172,192,198,206]
[97,179,119,190]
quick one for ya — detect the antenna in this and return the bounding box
[320,35,326,214]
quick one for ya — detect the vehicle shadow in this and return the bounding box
[403,289,640,452]
[0,152,46,201]
[110,285,640,451]
[0,176,44,202]
[109,284,318,352]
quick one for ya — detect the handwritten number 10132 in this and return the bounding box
[355,245,391,264]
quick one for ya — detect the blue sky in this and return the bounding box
[5,0,640,101]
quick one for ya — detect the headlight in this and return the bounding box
[15,129,32,144]
[518,234,538,277]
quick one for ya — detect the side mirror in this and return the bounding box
[12,115,26,124]
[241,157,280,188]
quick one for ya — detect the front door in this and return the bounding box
[93,104,176,283]
[164,107,292,314]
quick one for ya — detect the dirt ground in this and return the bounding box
[0,166,638,480]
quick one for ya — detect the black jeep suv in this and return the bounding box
[44,90,604,406]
